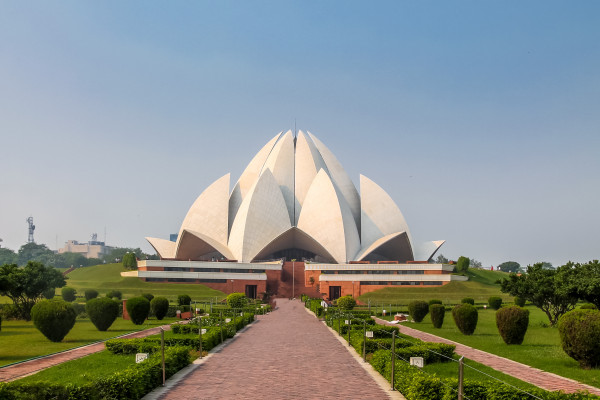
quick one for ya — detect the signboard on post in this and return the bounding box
[201,328,207,334]
[410,357,424,368]
[225,318,231,323]
[136,353,149,363]
[345,320,350,325]
[366,331,374,338]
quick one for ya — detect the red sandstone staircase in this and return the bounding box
[277,262,321,298]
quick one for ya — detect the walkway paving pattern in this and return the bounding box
[157,299,392,400]
[0,324,173,382]
[374,317,600,396]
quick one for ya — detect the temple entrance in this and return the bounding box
[329,286,341,300]
[245,285,257,299]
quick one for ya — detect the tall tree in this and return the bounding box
[0,261,67,320]
[433,254,449,264]
[497,261,521,273]
[0,248,17,265]
[499,263,578,326]
[558,260,600,310]
[17,243,56,266]
[456,256,470,274]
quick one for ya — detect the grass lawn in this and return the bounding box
[62,263,226,302]
[397,306,600,389]
[358,269,513,305]
[16,351,134,385]
[0,316,177,367]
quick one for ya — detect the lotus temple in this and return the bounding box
[139,130,466,300]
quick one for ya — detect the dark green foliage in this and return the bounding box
[488,296,502,310]
[558,309,600,368]
[122,253,137,270]
[177,294,192,306]
[514,296,526,307]
[61,287,76,302]
[42,288,55,299]
[496,306,529,345]
[562,260,600,310]
[31,300,76,342]
[456,256,470,274]
[0,261,66,320]
[225,292,246,308]
[428,299,443,306]
[141,293,154,302]
[106,290,122,300]
[336,295,357,310]
[85,289,99,301]
[150,297,169,320]
[497,261,521,273]
[500,262,578,326]
[430,304,445,328]
[452,303,478,335]
[461,297,475,305]
[86,297,119,331]
[0,315,2,331]
[126,297,150,325]
[408,300,429,322]
[580,304,597,310]
[72,302,86,317]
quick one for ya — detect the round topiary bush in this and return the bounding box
[31,300,76,342]
[452,304,478,335]
[337,295,357,311]
[106,290,122,300]
[496,306,529,345]
[429,304,445,328]
[86,297,119,331]
[461,297,475,305]
[514,296,526,307]
[408,301,429,322]
[43,288,55,299]
[488,296,503,310]
[177,294,192,306]
[558,309,600,368]
[61,287,76,302]
[84,289,99,301]
[141,293,154,302]
[151,297,170,320]
[428,299,443,306]
[226,293,247,308]
[126,297,150,325]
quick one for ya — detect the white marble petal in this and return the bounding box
[176,229,235,261]
[228,169,292,262]
[354,231,413,262]
[298,169,361,263]
[145,237,176,259]
[414,240,446,262]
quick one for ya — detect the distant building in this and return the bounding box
[58,238,113,259]
[169,234,178,242]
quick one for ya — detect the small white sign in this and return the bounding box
[196,308,201,313]
[225,318,231,323]
[201,328,207,335]
[366,331,374,338]
[345,320,350,325]
[410,357,424,368]
[136,353,149,363]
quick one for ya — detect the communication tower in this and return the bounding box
[26,217,35,243]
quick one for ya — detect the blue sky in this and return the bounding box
[1,1,598,268]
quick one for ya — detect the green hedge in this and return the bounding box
[368,349,597,400]
[0,347,190,400]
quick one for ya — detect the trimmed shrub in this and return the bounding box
[177,294,192,306]
[151,297,170,320]
[408,300,429,323]
[580,303,597,310]
[496,306,529,345]
[452,304,478,335]
[428,299,443,306]
[337,295,357,311]
[558,309,600,368]
[31,300,76,342]
[488,296,502,310]
[126,297,150,325]
[86,297,119,331]
[430,304,445,328]
[85,289,99,301]
[461,297,475,305]
[0,315,2,331]
[61,287,76,302]
[226,293,247,308]
[42,288,55,299]
[141,293,154,302]
[514,296,526,307]
[106,290,122,300]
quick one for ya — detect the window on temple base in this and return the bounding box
[245,285,257,299]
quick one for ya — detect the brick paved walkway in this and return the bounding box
[0,323,173,382]
[156,299,394,400]
[373,317,600,396]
